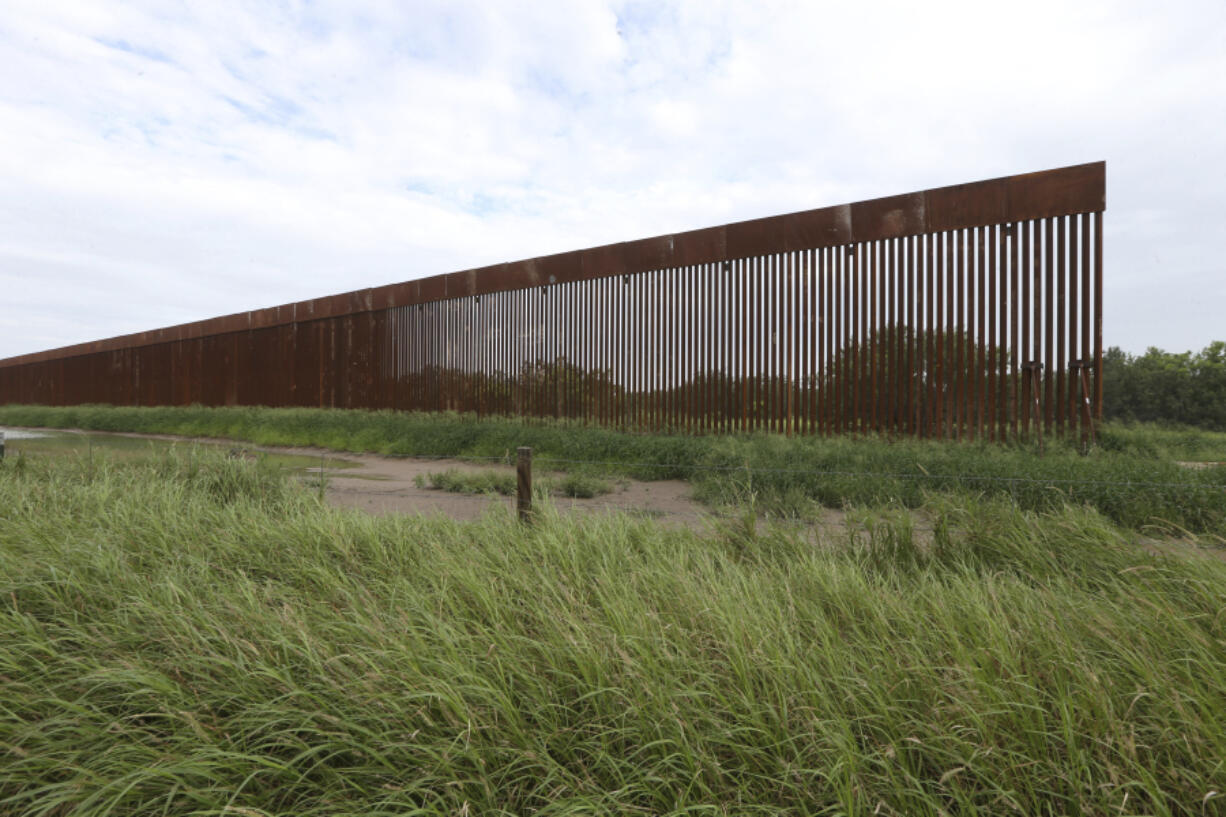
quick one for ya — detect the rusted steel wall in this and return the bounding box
[0,162,1105,439]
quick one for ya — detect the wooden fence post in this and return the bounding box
[517,446,533,522]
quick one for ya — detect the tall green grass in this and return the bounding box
[3,450,1226,814]
[3,403,1224,532]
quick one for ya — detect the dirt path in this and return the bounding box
[310,451,706,525]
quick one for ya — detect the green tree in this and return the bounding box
[1101,341,1226,429]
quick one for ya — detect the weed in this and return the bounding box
[420,468,517,495]
[549,472,612,498]
[417,468,613,499]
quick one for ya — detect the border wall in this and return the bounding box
[0,162,1105,439]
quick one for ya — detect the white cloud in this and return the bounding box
[1,0,1224,358]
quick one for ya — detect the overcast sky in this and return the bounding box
[1,0,1223,360]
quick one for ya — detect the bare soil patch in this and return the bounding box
[313,451,706,525]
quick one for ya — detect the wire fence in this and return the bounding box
[402,452,1226,493]
[387,450,1226,538]
[6,429,1225,491]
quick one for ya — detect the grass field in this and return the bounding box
[3,404,1225,534]
[3,445,1226,814]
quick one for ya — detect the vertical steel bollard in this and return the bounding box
[517,446,533,523]
[1072,360,1097,452]
[318,450,326,501]
[1023,362,1044,456]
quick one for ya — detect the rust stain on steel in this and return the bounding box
[0,163,1104,441]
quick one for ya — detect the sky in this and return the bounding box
[1,0,1223,360]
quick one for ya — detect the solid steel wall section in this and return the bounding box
[1,164,1104,440]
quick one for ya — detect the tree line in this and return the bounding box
[1102,341,1226,430]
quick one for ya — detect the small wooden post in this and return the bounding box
[0,430,5,461]
[517,446,533,522]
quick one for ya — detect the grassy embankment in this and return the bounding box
[3,448,1226,814]
[3,403,1225,534]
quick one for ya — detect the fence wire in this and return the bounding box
[391,452,1226,493]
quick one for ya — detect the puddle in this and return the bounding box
[0,427,51,440]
